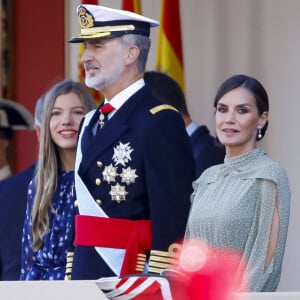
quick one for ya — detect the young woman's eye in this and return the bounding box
[217,107,227,113]
[74,110,84,115]
[51,110,60,116]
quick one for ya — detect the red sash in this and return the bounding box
[74,215,152,275]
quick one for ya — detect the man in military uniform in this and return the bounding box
[68,4,195,280]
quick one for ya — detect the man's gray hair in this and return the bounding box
[121,34,151,72]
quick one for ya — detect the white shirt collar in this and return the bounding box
[0,164,12,180]
[186,121,199,137]
[104,78,145,110]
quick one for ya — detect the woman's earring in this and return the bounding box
[257,128,262,139]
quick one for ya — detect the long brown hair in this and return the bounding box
[31,79,95,249]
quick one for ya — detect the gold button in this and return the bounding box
[96,199,102,205]
[74,200,78,207]
[97,161,103,167]
[95,178,101,186]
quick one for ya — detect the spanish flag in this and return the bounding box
[122,0,141,14]
[156,0,185,92]
[78,0,103,106]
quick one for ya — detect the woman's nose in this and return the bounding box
[225,111,235,123]
[61,113,73,125]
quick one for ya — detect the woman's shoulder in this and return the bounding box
[254,151,289,184]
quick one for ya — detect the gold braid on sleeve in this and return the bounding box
[148,243,181,274]
[64,251,74,280]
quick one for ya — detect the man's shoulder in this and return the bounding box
[0,163,35,193]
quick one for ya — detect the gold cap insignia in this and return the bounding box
[78,6,94,29]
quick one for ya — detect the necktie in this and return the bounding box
[99,103,115,129]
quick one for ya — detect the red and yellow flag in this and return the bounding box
[122,0,141,14]
[78,0,103,106]
[156,0,185,92]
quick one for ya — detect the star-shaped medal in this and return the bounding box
[120,167,138,185]
[109,183,128,203]
[113,142,133,166]
[102,164,118,184]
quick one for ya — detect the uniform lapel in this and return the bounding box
[78,86,148,176]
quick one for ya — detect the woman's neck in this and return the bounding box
[58,149,76,171]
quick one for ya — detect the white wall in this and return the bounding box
[65,0,300,291]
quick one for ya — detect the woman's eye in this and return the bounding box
[51,111,60,116]
[217,107,227,113]
[238,108,248,113]
[74,110,84,115]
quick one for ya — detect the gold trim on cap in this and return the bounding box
[150,104,178,115]
[76,32,111,40]
[81,24,135,36]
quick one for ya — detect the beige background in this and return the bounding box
[65,0,300,291]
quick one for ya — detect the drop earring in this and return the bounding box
[257,128,262,139]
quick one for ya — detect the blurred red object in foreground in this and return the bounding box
[165,239,247,300]
[96,239,247,299]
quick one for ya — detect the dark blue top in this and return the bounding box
[20,171,76,280]
[0,163,35,280]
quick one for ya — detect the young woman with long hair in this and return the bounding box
[20,79,95,280]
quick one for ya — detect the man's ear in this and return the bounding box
[125,45,140,65]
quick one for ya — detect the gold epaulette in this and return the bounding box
[64,251,74,280]
[148,243,181,274]
[150,104,178,115]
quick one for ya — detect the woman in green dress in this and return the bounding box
[184,74,290,292]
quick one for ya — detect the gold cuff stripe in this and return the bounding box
[137,253,147,258]
[150,250,177,258]
[137,256,146,260]
[64,252,74,281]
[81,25,135,35]
[135,252,147,272]
[148,243,181,272]
[148,266,165,274]
[150,104,178,115]
[150,256,177,264]
[148,261,171,269]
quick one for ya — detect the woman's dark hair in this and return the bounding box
[213,74,269,141]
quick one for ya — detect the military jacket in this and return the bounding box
[71,86,195,279]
